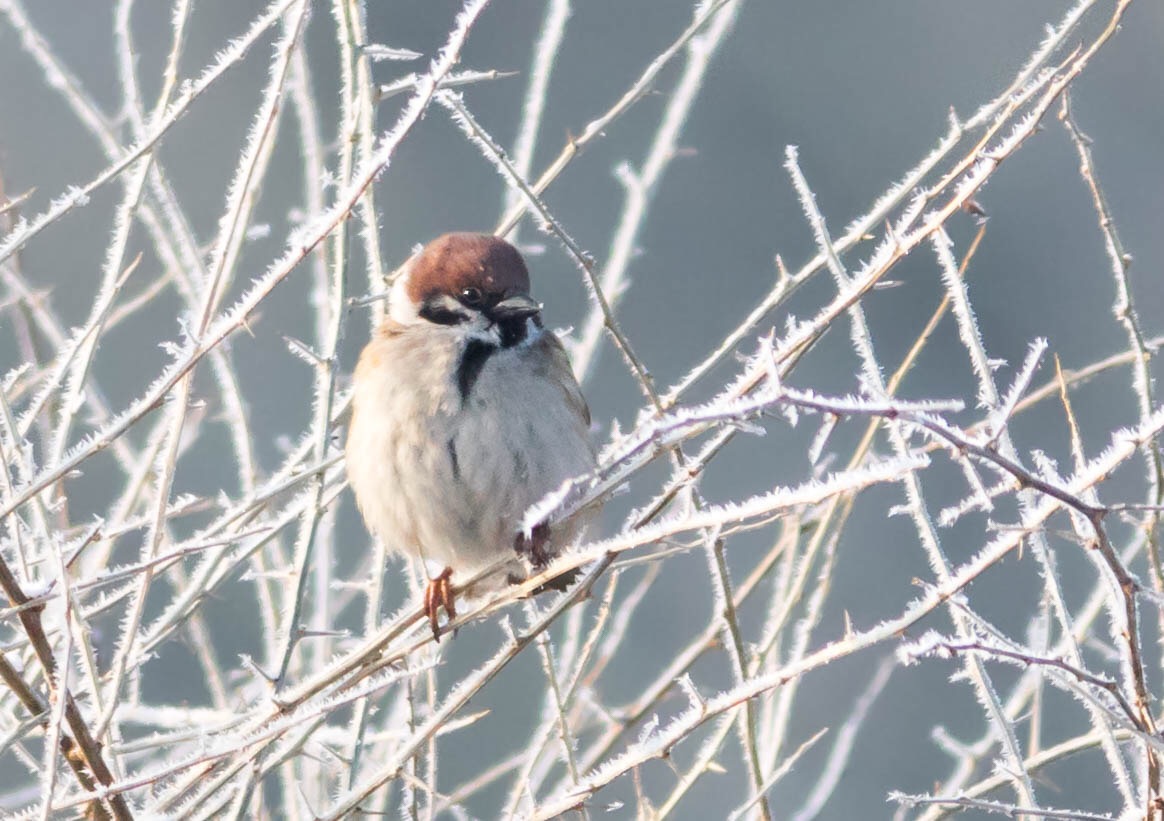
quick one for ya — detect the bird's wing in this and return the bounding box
[534,330,592,430]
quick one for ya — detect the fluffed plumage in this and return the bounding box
[346,233,595,639]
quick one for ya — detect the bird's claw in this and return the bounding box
[515,522,552,568]
[423,567,456,642]
[516,523,579,593]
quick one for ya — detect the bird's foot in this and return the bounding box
[423,567,456,642]
[515,523,579,593]
[515,522,552,568]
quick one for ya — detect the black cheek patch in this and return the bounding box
[420,301,469,326]
[457,339,496,403]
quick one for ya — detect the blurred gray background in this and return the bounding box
[2,0,1162,817]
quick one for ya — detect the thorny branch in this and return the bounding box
[0,0,1156,818]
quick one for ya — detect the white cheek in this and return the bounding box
[387,277,418,324]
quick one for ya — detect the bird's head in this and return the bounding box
[390,232,542,348]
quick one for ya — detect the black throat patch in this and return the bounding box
[455,320,530,403]
[498,317,528,348]
[456,339,496,403]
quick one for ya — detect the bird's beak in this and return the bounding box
[488,293,541,320]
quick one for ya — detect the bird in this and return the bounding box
[346,232,597,641]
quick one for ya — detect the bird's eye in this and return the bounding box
[460,287,483,306]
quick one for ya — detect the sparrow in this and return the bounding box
[346,232,596,640]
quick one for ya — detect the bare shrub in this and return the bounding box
[0,1,1159,818]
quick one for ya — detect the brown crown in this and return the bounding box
[405,233,531,305]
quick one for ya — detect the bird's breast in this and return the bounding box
[346,326,594,577]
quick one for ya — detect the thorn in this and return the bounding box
[0,186,35,217]
[240,654,277,686]
[284,335,329,367]
[963,198,988,219]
